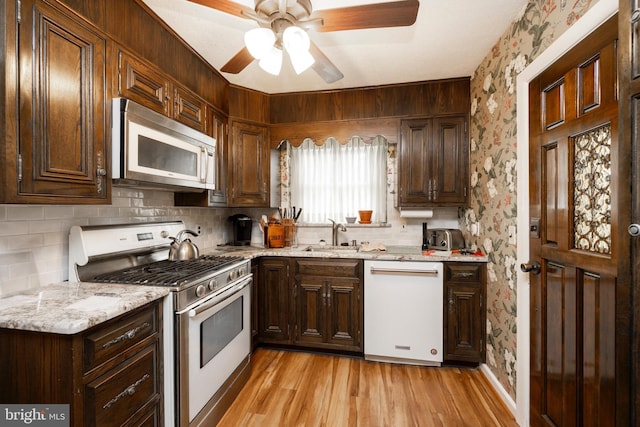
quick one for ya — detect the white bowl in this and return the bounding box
[345,216,357,223]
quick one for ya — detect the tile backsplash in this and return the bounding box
[0,186,460,296]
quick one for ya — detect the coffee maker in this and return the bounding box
[229,214,252,246]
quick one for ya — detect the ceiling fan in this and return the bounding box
[188,0,420,83]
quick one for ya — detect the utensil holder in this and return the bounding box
[283,219,297,247]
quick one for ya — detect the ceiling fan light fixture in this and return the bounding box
[283,26,311,54]
[289,49,315,74]
[244,27,276,59]
[258,46,283,75]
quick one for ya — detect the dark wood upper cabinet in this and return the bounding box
[175,106,229,207]
[116,49,170,116]
[114,48,206,133]
[228,119,270,207]
[4,0,109,203]
[398,115,469,207]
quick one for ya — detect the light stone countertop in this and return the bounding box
[0,282,169,335]
[0,245,485,335]
[207,244,489,263]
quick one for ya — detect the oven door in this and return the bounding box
[176,275,252,425]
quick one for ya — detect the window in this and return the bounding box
[285,136,388,224]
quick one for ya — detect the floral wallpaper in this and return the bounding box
[462,0,599,401]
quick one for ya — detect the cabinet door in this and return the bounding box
[295,276,327,345]
[173,84,207,132]
[208,108,228,206]
[258,258,290,343]
[229,120,269,207]
[445,283,482,362]
[399,118,433,205]
[443,263,485,363]
[432,116,468,205]
[117,50,170,116]
[398,116,469,207]
[15,0,108,203]
[326,280,361,350]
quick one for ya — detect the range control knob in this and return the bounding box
[208,279,217,291]
[195,284,206,297]
[228,270,237,281]
[238,267,246,277]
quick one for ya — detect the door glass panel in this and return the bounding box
[573,124,611,254]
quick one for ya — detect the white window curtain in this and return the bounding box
[289,136,387,224]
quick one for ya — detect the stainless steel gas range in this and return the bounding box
[69,221,252,427]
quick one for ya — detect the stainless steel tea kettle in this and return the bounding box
[168,229,200,261]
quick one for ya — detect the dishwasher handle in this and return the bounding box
[369,266,439,276]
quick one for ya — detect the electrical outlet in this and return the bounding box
[400,223,407,232]
[197,225,202,235]
[508,225,516,245]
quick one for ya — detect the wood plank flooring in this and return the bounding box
[218,349,518,427]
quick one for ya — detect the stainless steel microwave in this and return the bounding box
[112,98,216,191]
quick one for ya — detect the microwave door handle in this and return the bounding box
[200,147,207,183]
[201,147,215,186]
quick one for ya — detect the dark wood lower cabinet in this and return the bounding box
[256,257,363,353]
[257,257,291,344]
[294,258,363,352]
[443,263,486,363]
[0,301,163,427]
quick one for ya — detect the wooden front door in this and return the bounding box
[528,15,631,426]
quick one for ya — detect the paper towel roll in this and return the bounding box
[399,209,434,218]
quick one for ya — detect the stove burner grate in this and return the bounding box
[90,255,245,287]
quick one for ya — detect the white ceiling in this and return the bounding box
[142,0,528,94]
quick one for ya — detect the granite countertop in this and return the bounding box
[208,244,489,262]
[0,245,485,335]
[0,282,169,335]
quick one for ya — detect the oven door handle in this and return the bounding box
[185,276,252,318]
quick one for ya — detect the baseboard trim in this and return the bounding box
[479,363,517,418]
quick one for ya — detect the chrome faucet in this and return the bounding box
[328,219,347,246]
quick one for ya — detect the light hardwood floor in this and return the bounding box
[218,349,518,426]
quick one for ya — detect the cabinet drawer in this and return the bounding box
[294,258,362,278]
[84,344,160,427]
[84,304,157,373]
[445,263,483,283]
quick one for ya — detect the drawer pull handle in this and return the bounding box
[102,322,151,349]
[102,373,150,409]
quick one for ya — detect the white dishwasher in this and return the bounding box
[364,260,443,366]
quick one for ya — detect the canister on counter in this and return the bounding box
[267,223,284,248]
[283,218,297,247]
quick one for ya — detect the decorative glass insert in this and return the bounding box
[573,124,612,255]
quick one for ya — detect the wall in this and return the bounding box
[462,0,601,403]
[0,153,459,296]
[0,188,230,296]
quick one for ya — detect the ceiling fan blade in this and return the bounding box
[187,0,254,19]
[312,0,419,32]
[309,42,343,84]
[220,47,255,74]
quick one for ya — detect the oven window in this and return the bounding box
[139,135,198,176]
[200,296,243,367]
